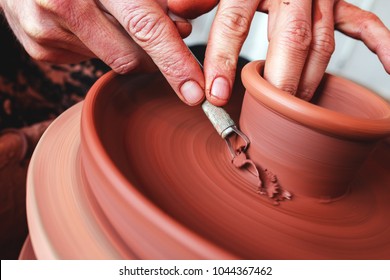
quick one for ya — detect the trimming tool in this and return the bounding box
[201,100,250,158]
[189,50,251,158]
[188,49,292,203]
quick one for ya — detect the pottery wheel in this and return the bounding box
[27,71,390,259]
[27,103,134,259]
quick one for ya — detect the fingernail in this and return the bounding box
[180,80,204,105]
[211,77,230,101]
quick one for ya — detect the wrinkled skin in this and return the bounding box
[1,0,389,106]
[169,0,390,103]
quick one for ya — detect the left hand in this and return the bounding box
[169,0,390,104]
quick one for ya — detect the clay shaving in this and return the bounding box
[231,145,292,205]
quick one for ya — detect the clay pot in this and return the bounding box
[27,59,390,259]
[240,61,390,201]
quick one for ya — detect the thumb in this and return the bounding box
[101,0,205,105]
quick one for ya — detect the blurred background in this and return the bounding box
[185,0,390,101]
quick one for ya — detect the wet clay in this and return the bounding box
[75,65,390,259]
[241,61,390,200]
[231,141,291,205]
[25,60,390,259]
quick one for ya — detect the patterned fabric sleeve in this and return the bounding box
[0,13,110,130]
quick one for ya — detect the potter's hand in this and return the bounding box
[0,0,207,106]
[170,0,390,104]
[264,0,390,101]
[170,0,258,106]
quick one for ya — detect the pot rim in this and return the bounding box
[241,60,390,140]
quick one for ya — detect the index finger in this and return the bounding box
[100,0,205,105]
[203,0,260,106]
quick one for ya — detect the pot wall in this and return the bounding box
[240,61,390,200]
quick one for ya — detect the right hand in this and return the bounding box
[170,0,390,104]
[0,0,207,105]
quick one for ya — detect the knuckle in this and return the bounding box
[35,0,56,10]
[357,11,387,56]
[312,27,335,58]
[217,8,251,41]
[159,52,191,82]
[26,45,55,62]
[125,9,165,44]
[106,54,141,74]
[20,18,61,45]
[214,51,237,72]
[36,0,90,31]
[280,19,312,52]
[36,0,68,15]
[297,87,314,101]
[21,20,45,41]
[359,12,381,34]
[23,24,55,45]
[281,86,297,96]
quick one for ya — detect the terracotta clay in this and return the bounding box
[27,103,134,259]
[240,61,390,200]
[27,61,390,259]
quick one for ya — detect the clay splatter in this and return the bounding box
[231,145,292,205]
[259,169,292,206]
[232,148,262,189]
